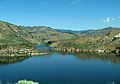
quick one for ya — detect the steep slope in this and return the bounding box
[0,21,39,56]
[0,21,42,45]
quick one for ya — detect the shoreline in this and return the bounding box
[53,47,120,55]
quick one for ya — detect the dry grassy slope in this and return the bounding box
[51,29,120,51]
[20,26,77,43]
[0,21,42,45]
[107,29,120,36]
[105,29,120,50]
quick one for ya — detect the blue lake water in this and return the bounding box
[35,45,52,50]
[0,52,120,84]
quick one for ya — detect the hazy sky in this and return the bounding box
[0,0,120,30]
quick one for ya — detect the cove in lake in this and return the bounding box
[35,45,52,50]
[0,51,120,84]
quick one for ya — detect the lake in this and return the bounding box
[0,51,120,84]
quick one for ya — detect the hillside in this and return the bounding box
[0,21,43,45]
[0,21,39,56]
[51,29,120,53]
[19,26,77,44]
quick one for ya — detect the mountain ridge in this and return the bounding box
[56,27,119,36]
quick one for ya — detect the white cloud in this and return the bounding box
[103,16,120,23]
[104,17,110,23]
[57,0,84,12]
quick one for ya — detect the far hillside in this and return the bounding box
[19,26,77,44]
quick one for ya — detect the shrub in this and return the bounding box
[15,80,39,84]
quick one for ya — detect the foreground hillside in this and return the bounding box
[0,21,41,56]
[0,21,44,45]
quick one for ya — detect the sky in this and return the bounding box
[0,0,120,30]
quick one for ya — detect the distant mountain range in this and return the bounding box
[56,29,88,34]
[56,27,119,36]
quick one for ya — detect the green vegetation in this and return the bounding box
[15,80,39,84]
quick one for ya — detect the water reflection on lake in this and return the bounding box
[0,51,120,84]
